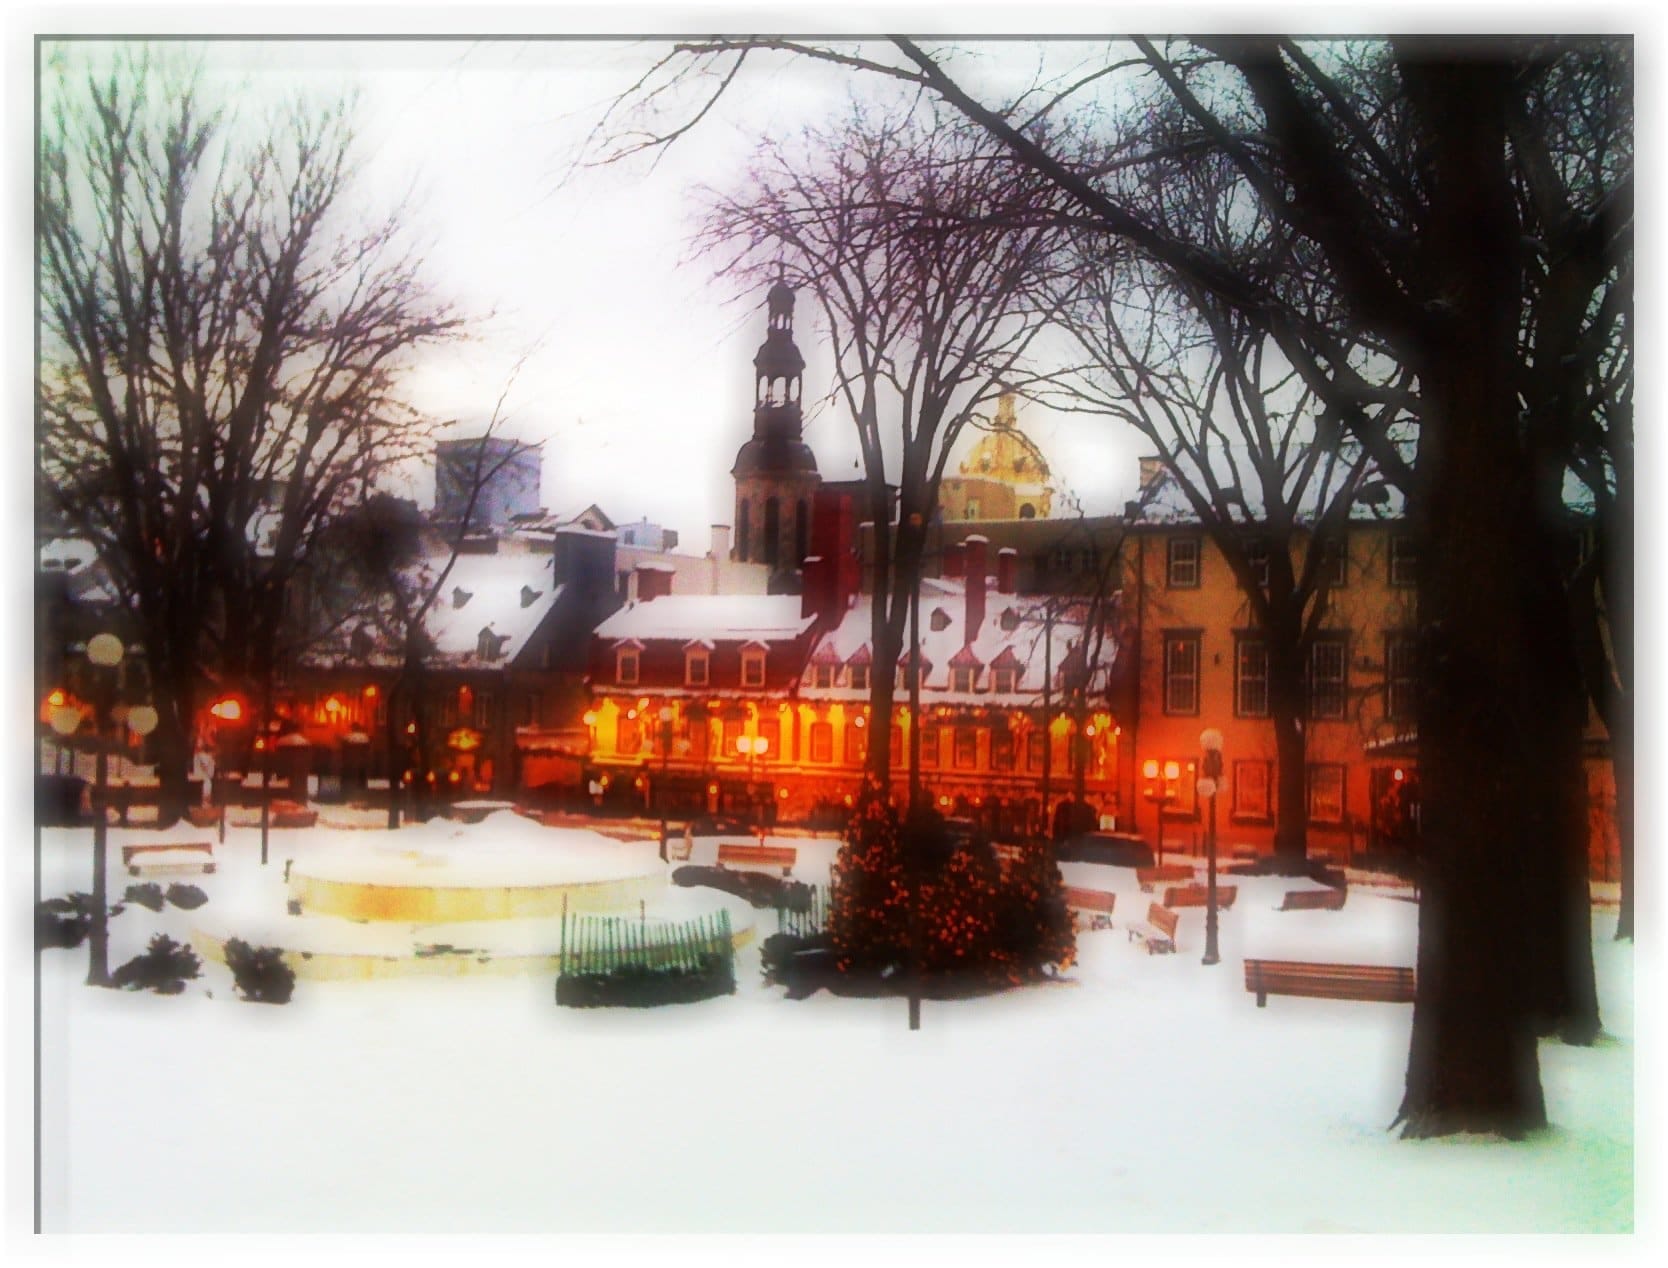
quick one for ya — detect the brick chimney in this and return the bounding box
[709,524,731,560]
[804,490,858,628]
[996,546,1018,595]
[943,541,966,579]
[964,535,988,640]
[635,563,673,601]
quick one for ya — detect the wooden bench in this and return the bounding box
[1063,886,1116,931]
[122,842,215,877]
[1243,959,1415,1007]
[1162,884,1238,910]
[1136,864,1193,892]
[1128,903,1179,954]
[270,800,318,828]
[1279,887,1348,912]
[716,842,797,876]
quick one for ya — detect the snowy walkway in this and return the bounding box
[32,814,1631,1233]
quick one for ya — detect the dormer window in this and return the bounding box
[452,586,473,609]
[992,667,1018,694]
[741,648,766,688]
[617,646,640,685]
[476,628,505,661]
[812,664,836,689]
[999,609,1020,632]
[951,666,978,693]
[520,585,541,609]
[848,663,870,691]
[930,608,951,632]
[685,648,709,687]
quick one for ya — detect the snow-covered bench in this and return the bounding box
[716,842,796,876]
[1128,903,1178,955]
[123,842,216,877]
[270,800,317,828]
[1279,887,1347,912]
[1063,886,1116,931]
[1136,865,1192,892]
[1243,959,1414,1007]
[1162,884,1237,910]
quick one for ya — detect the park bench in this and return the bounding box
[1136,864,1193,892]
[1243,959,1415,1007]
[122,842,215,877]
[1162,884,1238,910]
[270,800,318,828]
[1279,887,1348,912]
[1128,903,1179,955]
[1063,886,1117,931]
[716,842,797,876]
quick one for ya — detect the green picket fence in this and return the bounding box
[559,905,734,978]
[776,883,831,939]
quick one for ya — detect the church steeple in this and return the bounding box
[753,270,806,417]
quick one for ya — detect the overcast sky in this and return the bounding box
[44,36,1153,550]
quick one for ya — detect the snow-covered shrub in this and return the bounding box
[165,883,208,911]
[112,934,201,994]
[124,882,166,911]
[222,938,296,1004]
[671,864,810,909]
[36,893,95,950]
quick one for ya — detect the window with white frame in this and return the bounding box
[741,649,766,688]
[1386,633,1418,722]
[848,663,870,691]
[1307,635,1348,720]
[1167,537,1201,588]
[950,665,978,693]
[1163,633,1201,715]
[1243,538,1270,588]
[992,666,1018,694]
[685,648,709,687]
[812,663,836,689]
[1317,534,1348,587]
[1235,637,1269,718]
[1389,535,1418,588]
[616,647,639,685]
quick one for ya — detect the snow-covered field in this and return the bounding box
[29,811,1631,1234]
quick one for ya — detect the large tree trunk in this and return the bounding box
[1395,54,1549,1138]
[1265,624,1310,872]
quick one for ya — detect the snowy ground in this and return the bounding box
[29,811,1631,1234]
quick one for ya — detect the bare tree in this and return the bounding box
[38,47,465,820]
[694,103,1072,807]
[592,34,1631,1137]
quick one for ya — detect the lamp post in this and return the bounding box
[1198,728,1224,967]
[737,733,769,828]
[658,705,674,862]
[1142,758,1179,864]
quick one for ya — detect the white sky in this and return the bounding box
[40,35,1155,546]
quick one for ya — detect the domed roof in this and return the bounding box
[731,434,820,478]
[753,328,806,379]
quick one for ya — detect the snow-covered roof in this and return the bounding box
[803,585,1113,706]
[422,551,562,666]
[594,595,817,645]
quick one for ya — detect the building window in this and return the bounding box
[921,727,940,766]
[845,723,867,765]
[617,716,642,756]
[616,648,639,685]
[1386,633,1418,722]
[741,649,766,688]
[1232,759,1272,821]
[1163,633,1200,715]
[1167,537,1201,588]
[1308,763,1346,825]
[951,666,978,693]
[1244,538,1270,589]
[953,727,977,769]
[992,667,1018,694]
[721,716,744,757]
[812,663,836,689]
[521,693,542,727]
[758,718,780,759]
[1027,732,1046,771]
[1317,534,1348,588]
[736,501,751,562]
[1235,637,1269,718]
[809,721,833,763]
[684,718,710,760]
[991,729,1015,772]
[473,690,492,729]
[1389,535,1417,588]
[889,725,903,766]
[848,663,870,691]
[1307,636,1348,720]
[965,499,980,519]
[1051,546,1073,574]
[930,608,951,632]
[685,649,709,687]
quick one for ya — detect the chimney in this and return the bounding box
[964,535,988,640]
[943,541,966,580]
[801,554,830,624]
[809,489,859,622]
[1138,456,1168,490]
[996,546,1018,595]
[635,564,673,601]
[709,524,731,560]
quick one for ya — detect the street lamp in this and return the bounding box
[1142,758,1180,864]
[1198,728,1225,967]
[658,705,674,862]
[50,632,147,987]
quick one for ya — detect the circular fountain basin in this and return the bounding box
[286,831,665,924]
